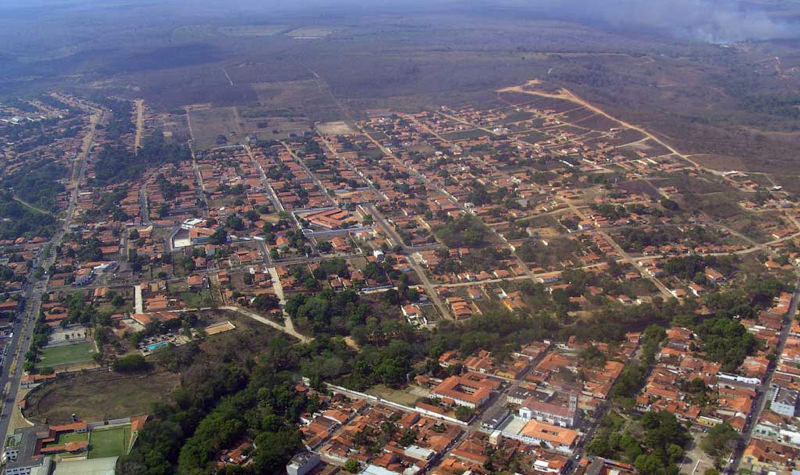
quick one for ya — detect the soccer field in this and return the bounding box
[38,342,95,367]
[88,426,131,459]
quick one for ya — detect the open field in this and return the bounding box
[317,121,357,135]
[366,384,421,406]
[251,80,342,121]
[170,25,218,42]
[218,25,287,37]
[89,426,131,459]
[26,370,179,424]
[38,342,95,368]
[179,288,218,308]
[187,106,242,149]
[205,320,236,336]
[286,27,336,38]
[240,116,311,141]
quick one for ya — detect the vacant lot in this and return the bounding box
[89,426,131,459]
[442,129,489,141]
[251,80,342,121]
[26,370,179,424]
[188,106,242,149]
[242,116,311,141]
[180,288,218,308]
[367,384,420,406]
[317,121,356,135]
[38,342,95,368]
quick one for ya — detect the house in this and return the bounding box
[73,268,93,286]
[705,267,725,285]
[689,282,707,297]
[275,235,290,249]
[467,288,482,300]
[187,274,204,290]
[742,438,798,473]
[401,304,426,327]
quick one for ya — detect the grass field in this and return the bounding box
[180,288,217,308]
[89,426,131,459]
[38,342,95,367]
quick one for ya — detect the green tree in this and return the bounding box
[112,354,149,373]
[700,423,739,466]
[344,459,359,473]
[209,229,228,245]
[455,405,474,422]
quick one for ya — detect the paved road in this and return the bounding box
[0,106,102,444]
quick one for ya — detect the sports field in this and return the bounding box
[38,342,95,367]
[89,426,131,459]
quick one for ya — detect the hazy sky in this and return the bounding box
[2,0,799,43]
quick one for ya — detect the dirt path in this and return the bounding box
[73,111,100,184]
[134,99,144,153]
[498,81,704,169]
[12,197,52,216]
[218,305,312,343]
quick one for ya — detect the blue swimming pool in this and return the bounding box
[147,341,169,351]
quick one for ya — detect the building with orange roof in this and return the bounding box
[512,419,579,452]
[430,373,500,409]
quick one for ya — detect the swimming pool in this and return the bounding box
[146,341,169,351]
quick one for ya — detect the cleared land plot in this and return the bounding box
[518,130,548,144]
[205,320,236,335]
[252,80,331,109]
[571,113,619,131]
[242,116,311,141]
[251,80,341,121]
[317,121,357,135]
[171,25,218,41]
[26,370,179,425]
[367,384,421,406]
[441,129,489,141]
[286,27,336,38]
[691,154,749,172]
[218,25,287,37]
[89,426,131,459]
[38,342,95,368]
[497,110,536,124]
[188,106,242,150]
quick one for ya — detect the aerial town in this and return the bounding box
[0,77,798,475]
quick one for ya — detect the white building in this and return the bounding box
[772,386,799,418]
[286,451,320,475]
